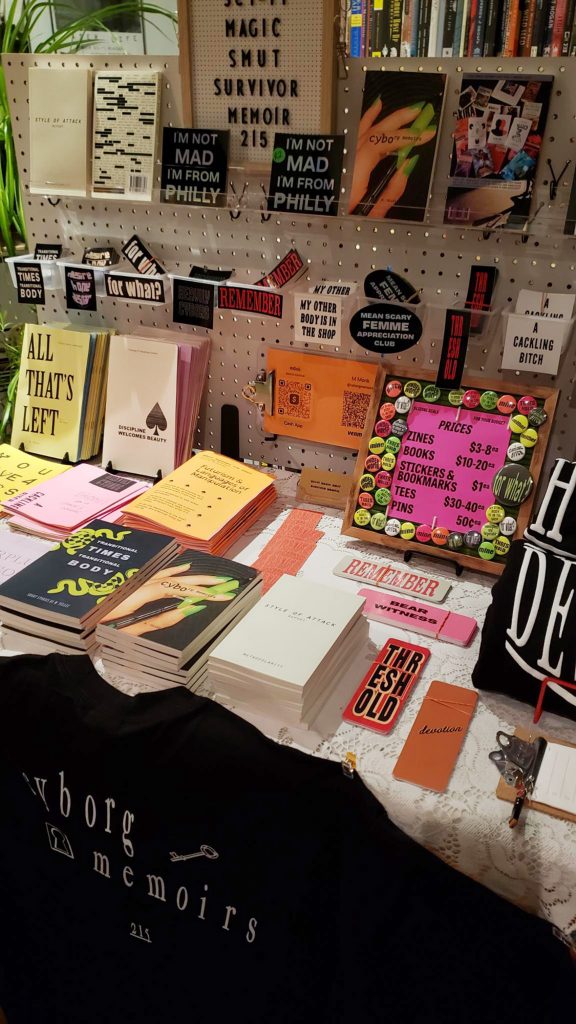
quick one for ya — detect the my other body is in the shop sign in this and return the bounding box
[178,0,336,164]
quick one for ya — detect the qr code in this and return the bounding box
[341,390,370,430]
[277,379,312,419]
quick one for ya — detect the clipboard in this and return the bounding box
[496,727,576,824]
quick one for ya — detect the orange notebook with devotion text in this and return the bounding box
[393,680,478,792]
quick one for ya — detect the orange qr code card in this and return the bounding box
[264,349,379,448]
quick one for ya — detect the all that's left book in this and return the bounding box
[29,68,91,196]
[10,324,110,463]
[92,71,161,201]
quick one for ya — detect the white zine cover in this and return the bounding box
[102,336,178,476]
[92,71,161,201]
[29,68,91,197]
[209,575,364,688]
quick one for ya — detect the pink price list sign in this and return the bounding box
[388,403,511,533]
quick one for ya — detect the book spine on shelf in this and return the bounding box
[483,0,499,53]
[472,0,488,53]
[496,0,511,53]
[370,0,383,55]
[401,0,420,54]
[531,0,549,53]
[542,0,557,54]
[428,0,441,54]
[551,0,567,54]
[561,0,576,52]
[503,0,521,56]
[465,0,477,55]
[417,0,432,54]
[519,0,537,54]
[390,0,404,53]
[458,0,470,54]
[350,0,364,56]
[442,0,458,53]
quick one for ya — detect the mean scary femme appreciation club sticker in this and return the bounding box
[349,303,423,355]
[343,638,430,735]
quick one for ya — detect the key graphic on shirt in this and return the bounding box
[169,844,219,862]
[45,823,74,859]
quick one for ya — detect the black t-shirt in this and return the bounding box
[0,654,572,1023]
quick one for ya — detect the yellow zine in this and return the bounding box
[10,325,92,461]
[0,443,69,505]
[124,451,274,541]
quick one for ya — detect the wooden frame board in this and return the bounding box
[343,366,559,577]
[177,0,338,169]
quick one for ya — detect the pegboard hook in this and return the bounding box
[260,184,272,222]
[46,197,61,207]
[229,181,248,220]
[547,158,571,201]
[521,201,546,243]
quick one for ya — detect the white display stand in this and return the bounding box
[5,52,576,481]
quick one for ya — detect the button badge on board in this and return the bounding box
[379,402,396,421]
[385,436,401,454]
[374,487,391,506]
[492,463,534,506]
[499,515,517,536]
[486,504,505,523]
[518,395,537,415]
[382,452,396,471]
[448,389,465,407]
[431,526,450,546]
[360,473,376,491]
[497,394,517,415]
[423,384,441,403]
[358,492,375,510]
[395,395,412,415]
[385,518,402,536]
[528,407,547,427]
[507,442,526,463]
[354,508,371,527]
[375,470,392,488]
[370,512,387,531]
[464,531,482,549]
[509,413,529,434]
[365,454,382,473]
[385,379,403,398]
[416,524,432,543]
[480,390,498,411]
[400,521,416,540]
[392,418,409,438]
[369,436,386,455]
[478,541,496,560]
[494,535,511,556]
[520,427,538,448]
[463,389,481,409]
[404,380,422,398]
[375,419,392,438]
[447,532,464,550]
[481,522,500,542]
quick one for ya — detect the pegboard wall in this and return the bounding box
[4,51,576,482]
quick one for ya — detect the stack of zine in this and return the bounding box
[1,464,148,541]
[120,450,276,553]
[0,520,178,655]
[206,575,367,729]
[102,328,210,478]
[96,551,262,690]
[10,323,110,463]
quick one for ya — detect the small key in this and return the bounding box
[169,844,219,863]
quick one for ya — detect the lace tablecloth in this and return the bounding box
[3,478,576,942]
